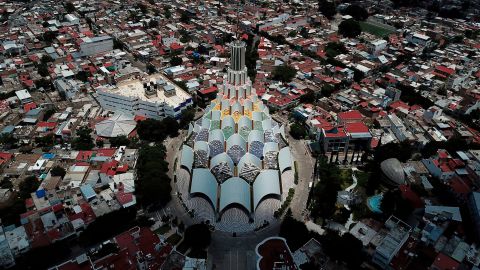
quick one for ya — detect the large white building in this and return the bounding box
[80,35,114,57]
[178,40,294,232]
[96,73,193,120]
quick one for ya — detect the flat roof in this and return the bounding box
[99,73,191,108]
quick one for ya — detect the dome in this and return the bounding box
[95,113,136,138]
[380,158,406,185]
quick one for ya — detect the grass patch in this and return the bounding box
[359,21,395,38]
[339,169,353,190]
[154,224,171,235]
[166,233,182,246]
[356,171,370,187]
[274,188,295,218]
[294,161,299,184]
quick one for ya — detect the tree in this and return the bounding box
[75,70,90,82]
[320,230,364,268]
[183,223,211,250]
[42,108,55,121]
[38,64,50,77]
[170,56,183,66]
[164,7,172,19]
[135,145,171,207]
[321,84,335,97]
[289,122,307,139]
[180,107,196,128]
[65,2,76,13]
[309,158,342,220]
[300,89,316,104]
[50,166,66,178]
[272,64,297,82]
[146,64,156,74]
[374,141,413,163]
[36,78,53,90]
[0,134,17,148]
[338,19,362,38]
[42,31,57,43]
[41,54,53,64]
[300,27,309,38]
[137,117,180,142]
[318,0,336,19]
[138,3,148,14]
[109,135,131,147]
[288,30,297,37]
[35,133,55,147]
[180,12,190,23]
[325,42,347,58]
[71,126,94,150]
[148,19,159,28]
[343,4,368,21]
[380,189,413,220]
[279,211,311,250]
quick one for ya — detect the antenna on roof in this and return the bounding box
[235,1,241,40]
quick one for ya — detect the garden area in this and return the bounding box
[359,21,395,38]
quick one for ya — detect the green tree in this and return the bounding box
[180,107,196,128]
[135,145,171,207]
[338,19,362,38]
[289,122,307,139]
[170,56,183,66]
[71,126,95,150]
[0,134,17,148]
[109,135,131,147]
[321,84,335,97]
[325,42,347,58]
[318,0,336,19]
[146,64,156,74]
[272,64,297,82]
[65,2,76,13]
[183,223,211,251]
[343,4,369,21]
[380,189,414,220]
[279,211,311,250]
[41,54,53,64]
[180,12,190,23]
[164,7,172,19]
[309,158,342,220]
[300,89,316,104]
[50,166,66,178]
[35,133,55,147]
[38,64,50,77]
[75,70,90,82]
[320,230,364,268]
[148,19,159,28]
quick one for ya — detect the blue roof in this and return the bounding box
[36,189,46,198]
[1,125,15,134]
[191,169,218,210]
[253,170,281,209]
[80,185,96,200]
[278,147,292,173]
[42,153,56,159]
[220,177,251,213]
[180,145,194,173]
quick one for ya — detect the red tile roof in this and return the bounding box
[338,110,363,121]
[344,122,369,133]
[431,253,459,270]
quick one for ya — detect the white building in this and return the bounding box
[64,14,80,25]
[80,36,114,57]
[96,73,193,120]
[15,89,32,104]
[407,33,431,47]
[368,39,388,55]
